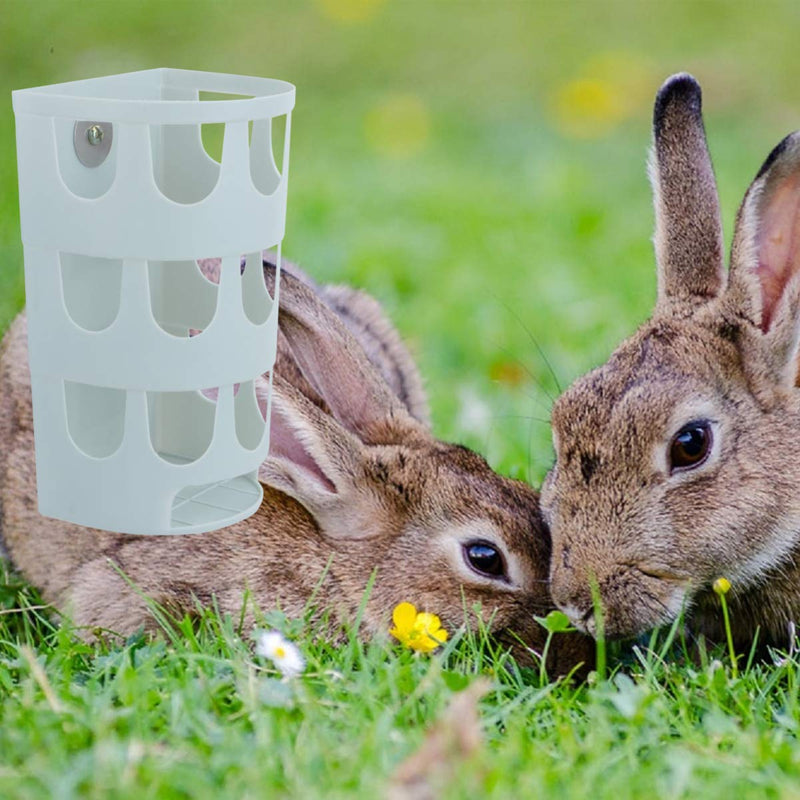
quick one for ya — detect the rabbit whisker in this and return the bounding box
[486,338,555,406]
[487,413,551,425]
[489,291,563,394]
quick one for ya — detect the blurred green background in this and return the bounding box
[2,0,799,483]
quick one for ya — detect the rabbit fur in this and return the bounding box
[0,256,591,673]
[542,73,800,650]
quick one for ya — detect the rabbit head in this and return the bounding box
[541,73,800,640]
[261,269,592,669]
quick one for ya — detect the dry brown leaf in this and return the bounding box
[387,679,490,800]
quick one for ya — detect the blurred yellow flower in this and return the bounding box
[316,0,384,23]
[713,577,731,596]
[549,78,627,140]
[365,94,430,158]
[547,51,654,140]
[390,602,448,653]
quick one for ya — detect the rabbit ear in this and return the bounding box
[319,284,431,427]
[726,132,800,387]
[650,73,725,308]
[260,376,370,530]
[265,265,423,444]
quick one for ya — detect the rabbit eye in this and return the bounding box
[463,540,506,579]
[669,421,712,472]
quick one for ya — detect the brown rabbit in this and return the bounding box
[0,261,591,673]
[542,73,800,650]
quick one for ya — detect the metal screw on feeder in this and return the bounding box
[73,120,113,168]
[87,124,104,145]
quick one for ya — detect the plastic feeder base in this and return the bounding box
[170,472,263,534]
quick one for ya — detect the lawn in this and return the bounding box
[2,1,800,797]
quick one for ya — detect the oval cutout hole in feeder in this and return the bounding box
[148,259,218,337]
[64,381,125,458]
[147,389,216,465]
[250,117,284,196]
[151,124,220,204]
[241,252,273,325]
[235,378,269,451]
[61,253,123,332]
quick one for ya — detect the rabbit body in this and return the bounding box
[543,74,800,648]
[0,259,590,671]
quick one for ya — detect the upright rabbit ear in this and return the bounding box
[264,265,425,444]
[650,74,725,308]
[260,376,378,536]
[726,132,800,387]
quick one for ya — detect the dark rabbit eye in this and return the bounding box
[463,540,506,579]
[669,421,713,472]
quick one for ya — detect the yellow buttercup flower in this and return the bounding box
[713,577,731,596]
[390,602,448,653]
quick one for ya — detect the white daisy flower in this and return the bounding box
[255,630,306,678]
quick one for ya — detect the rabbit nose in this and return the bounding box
[558,601,596,635]
[551,573,594,632]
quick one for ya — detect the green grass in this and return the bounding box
[3,572,800,799]
[3,1,800,796]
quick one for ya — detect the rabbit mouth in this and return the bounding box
[634,566,690,583]
[555,565,690,639]
[612,568,691,637]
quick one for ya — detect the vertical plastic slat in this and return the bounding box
[213,384,237,448]
[281,114,292,178]
[113,123,154,193]
[257,371,274,454]
[123,389,153,458]
[116,259,153,332]
[220,120,250,189]
[266,244,282,366]
[214,255,243,327]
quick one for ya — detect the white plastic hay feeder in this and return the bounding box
[12,69,295,535]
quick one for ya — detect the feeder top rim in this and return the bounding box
[12,68,296,124]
